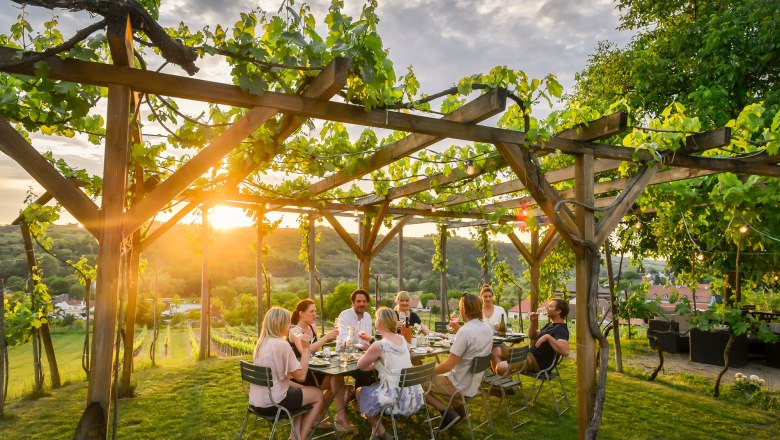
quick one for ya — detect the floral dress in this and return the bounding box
[357,338,425,417]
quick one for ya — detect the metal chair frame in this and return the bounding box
[520,353,571,417]
[483,346,532,430]
[239,360,313,440]
[370,362,437,440]
[432,354,494,440]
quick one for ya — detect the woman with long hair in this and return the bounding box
[251,307,324,439]
[289,299,352,431]
[356,307,425,440]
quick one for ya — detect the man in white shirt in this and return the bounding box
[335,289,376,388]
[426,293,493,432]
[336,289,374,350]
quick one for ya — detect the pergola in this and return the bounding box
[2,9,778,440]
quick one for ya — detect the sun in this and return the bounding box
[206,205,254,230]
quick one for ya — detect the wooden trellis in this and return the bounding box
[2,11,779,440]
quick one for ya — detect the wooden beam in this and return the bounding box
[318,208,363,259]
[355,156,506,206]
[369,215,411,259]
[594,164,658,246]
[0,117,100,237]
[4,49,772,176]
[365,201,389,252]
[140,201,198,251]
[507,231,533,264]
[86,15,133,432]
[306,88,506,195]
[537,229,563,262]
[679,127,731,154]
[199,206,210,360]
[488,165,717,213]
[123,106,278,235]
[222,57,349,188]
[494,141,578,239]
[574,152,596,440]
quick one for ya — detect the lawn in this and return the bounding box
[2,338,778,439]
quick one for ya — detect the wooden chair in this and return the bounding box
[371,362,437,440]
[238,360,314,440]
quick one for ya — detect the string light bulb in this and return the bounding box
[634,220,642,230]
[465,160,475,176]
[431,205,438,213]
[774,275,779,281]
[696,253,704,261]
[739,225,748,234]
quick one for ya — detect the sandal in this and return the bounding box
[334,421,355,432]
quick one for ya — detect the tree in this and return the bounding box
[322,282,357,321]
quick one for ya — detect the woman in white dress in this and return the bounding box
[480,284,508,371]
[356,307,424,440]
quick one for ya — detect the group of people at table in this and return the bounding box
[249,285,570,439]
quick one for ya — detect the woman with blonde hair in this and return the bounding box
[251,307,324,440]
[356,307,424,439]
[393,291,430,335]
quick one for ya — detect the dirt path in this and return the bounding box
[623,351,780,392]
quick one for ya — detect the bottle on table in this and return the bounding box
[499,313,507,337]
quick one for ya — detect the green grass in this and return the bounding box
[3,326,778,439]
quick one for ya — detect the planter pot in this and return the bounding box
[648,319,689,354]
[689,329,748,367]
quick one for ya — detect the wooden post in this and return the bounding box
[120,232,141,394]
[358,218,371,290]
[256,217,265,335]
[308,216,316,300]
[604,243,623,373]
[575,153,596,439]
[19,222,56,391]
[0,278,6,417]
[439,225,449,322]
[530,227,540,311]
[397,227,404,292]
[83,17,133,434]
[199,206,210,360]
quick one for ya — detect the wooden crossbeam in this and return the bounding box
[487,165,718,213]
[365,201,389,252]
[679,128,731,154]
[377,113,627,209]
[139,201,198,251]
[2,48,772,176]
[9,178,87,225]
[222,58,349,188]
[318,208,363,259]
[369,215,411,259]
[0,117,101,237]
[307,88,505,195]
[594,164,658,246]
[507,231,533,263]
[537,227,562,261]
[123,58,348,236]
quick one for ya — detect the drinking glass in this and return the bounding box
[339,351,349,367]
[323,346,331,356]
[506,322,513,335]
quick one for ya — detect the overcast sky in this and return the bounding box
[0,0,633,235]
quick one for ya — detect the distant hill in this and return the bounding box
[0,223,527,299]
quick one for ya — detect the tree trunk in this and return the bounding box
[649,341,664,381]
[20,222,46,394]
[714,332,735,397]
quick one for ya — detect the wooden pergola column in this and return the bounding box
[256,214,265,334]
[438,225,449,322]
[83,15,134,434]
[308,215,316,300]
[199,206,210,360]
[397,227,404,292]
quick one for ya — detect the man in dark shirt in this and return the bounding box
[495,299,570,375]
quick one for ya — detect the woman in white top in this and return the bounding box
[480,284,507,329]
[252,307,324,440]
[481,284,508,372]
[356,307,424,440]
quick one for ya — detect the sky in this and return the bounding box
[0,0,633,236]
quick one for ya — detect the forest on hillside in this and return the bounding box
[0,223,528,303]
